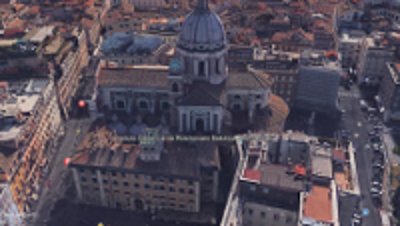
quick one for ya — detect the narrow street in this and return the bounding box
[338,86,382,226]
[32,118,93,226]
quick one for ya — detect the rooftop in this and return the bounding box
[259,164,304,190]
[69,122,220,178]
[101,32,164,56]
[303,185,333,223]
[311,145,333,178]
[300,49,341,69]
[96,64,169,89]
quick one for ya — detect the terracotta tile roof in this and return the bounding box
[271,32,287,42]
[335,172,349,190]
[243,169,261,182]
[85,0,96,7]
[6,17,25,29]
[81,17,95,29]
[70,125,220,178]
[13,3,25,11]
[303,185,333,223]
[332,149,346,162]
[28,5,40,15]
[97,65,169,89]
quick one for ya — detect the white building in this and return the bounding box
[0,185,23,226]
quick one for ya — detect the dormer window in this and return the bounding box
[216,59,221,74]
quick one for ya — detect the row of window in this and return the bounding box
[274,76,295,82]
[232,94,262,100]
[81,178,195,193]
[113,99,170,111]
[246,208,294,223]
[79,169,195,183]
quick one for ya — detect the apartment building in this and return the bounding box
[103,11,143,35]
[220,132,347,226]
[337,31,364,69]
[69,125,220,223]
[0,185,22,226]
[0,79,62,220]
[45,28,90,119]
[129,0,187,11]
[253,51,299,106]
[357,34,394,85]
[380,62,400,122]
[300,181,340,226]
[294,49,342,114]
[81,15,102,52]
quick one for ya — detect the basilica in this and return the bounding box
[95,0,289,134]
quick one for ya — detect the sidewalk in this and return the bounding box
[382,132,400,164]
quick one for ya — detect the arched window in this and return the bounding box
[198,61,205,77]
[172,83,179,92]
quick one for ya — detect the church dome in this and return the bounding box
[177,0,226,52]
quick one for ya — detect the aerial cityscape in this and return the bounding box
[1,0,400,225]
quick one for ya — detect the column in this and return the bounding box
[208,111,213,132]
[217,112,223,133]
[194,59,198,77]
[208,59,214,77]
[212,170,219,201]
[72,168,82,200]
[179,111,183,132]
[151,94,156,114]
[186,110,191,132]
[204,59,209,78]
[194,181,201,212]
[219,57,225,75]
[96,170,107,206]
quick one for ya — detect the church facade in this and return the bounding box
[96,0,288,134]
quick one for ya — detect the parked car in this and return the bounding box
[360,100,368,110]
[373,163,385,170]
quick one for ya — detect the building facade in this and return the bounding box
[380,62,400,122]
[337,32,363,69]
[96,0,289,134]
[357,35,394,85]
[0,79,63,221]
[0,185,23,226]
[69,126,220,223]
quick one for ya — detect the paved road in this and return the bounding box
[338,86,382,226]
[32,118,93,226]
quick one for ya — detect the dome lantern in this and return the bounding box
[196,0,209,10]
